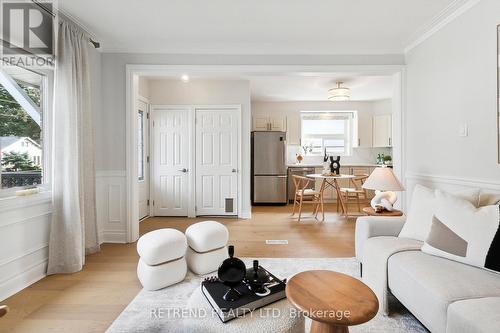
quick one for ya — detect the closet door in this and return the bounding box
[195,108,238,216]
[151,107,190,216]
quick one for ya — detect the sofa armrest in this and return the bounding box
[355,215,406,262]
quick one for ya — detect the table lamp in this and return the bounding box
[362,166,405,212]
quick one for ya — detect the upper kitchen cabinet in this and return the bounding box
[372,114,392,147]
[252,114,287,132]
[286,112,300,145]
[356,115,373,148]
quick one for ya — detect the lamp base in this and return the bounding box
[370,190,397,212]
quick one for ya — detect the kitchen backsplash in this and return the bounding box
[286,145,392,165]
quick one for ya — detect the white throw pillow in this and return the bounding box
[422,190,500,273]
[399,185,480,241]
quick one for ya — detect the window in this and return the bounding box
[138,110,145,181]
[300,111,356,156]
[0,66,47,191]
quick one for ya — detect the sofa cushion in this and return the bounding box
[137,229,187,265]
[447,297,500,333]
[399,185,480,242]
[422,190,500,273]
[185,221,229,253]
[388,251,500,333]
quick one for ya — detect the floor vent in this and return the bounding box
[265,240,289,245]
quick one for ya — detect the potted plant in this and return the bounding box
[383,155,392,165]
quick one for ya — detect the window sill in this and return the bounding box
[0,190,52,214]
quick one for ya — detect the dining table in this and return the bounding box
[306,173,356,219]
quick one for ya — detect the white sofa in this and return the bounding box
[356,215,500,333]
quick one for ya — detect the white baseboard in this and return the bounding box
[239,211,252,219]
[0,260,47,301]
[99,230,128,244]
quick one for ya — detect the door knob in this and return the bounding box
[178,168,188,173]
[232,169,237,173]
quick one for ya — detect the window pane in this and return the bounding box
[301,112,353,156]
[138,111,144,181]
[302,119,345,135]
[0,67,43,189]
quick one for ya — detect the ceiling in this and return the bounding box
[248,75,393,102]
[144,73,394,102]
[59,0,456,54]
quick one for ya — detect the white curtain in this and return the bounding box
[47,19,100,275]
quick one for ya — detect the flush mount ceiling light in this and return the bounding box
[181,74,190,82]
[328,82,351,101]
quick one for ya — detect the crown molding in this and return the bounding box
[405,0,481,54]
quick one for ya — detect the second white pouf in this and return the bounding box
[185,221,229,275]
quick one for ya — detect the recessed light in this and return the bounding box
[181,74,189,82]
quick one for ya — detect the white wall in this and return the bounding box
[405,0,500,197]
[95,53,405,241]
[0,194,51,301]
[148,79,251,217]
[138,77,150,99]
[97,53,404,172]
[252,100,392,165]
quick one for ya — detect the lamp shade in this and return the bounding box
[362,167,405,191]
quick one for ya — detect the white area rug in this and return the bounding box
[106,258,428,333]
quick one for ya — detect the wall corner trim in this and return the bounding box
[404,0,481,54]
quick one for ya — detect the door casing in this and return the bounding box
[137,97,150,219]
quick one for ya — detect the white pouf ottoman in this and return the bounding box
[136,229,187,290]
[182,288,305,333]
[185,221,229,275]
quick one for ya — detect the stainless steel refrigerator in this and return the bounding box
[251,131,288,204]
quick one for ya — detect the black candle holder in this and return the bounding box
[217,245,246,301]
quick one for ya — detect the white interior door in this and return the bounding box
[152,107,191,216]
[138,100,150,219]
[196,108,238,216]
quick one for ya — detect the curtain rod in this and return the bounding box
[31,0,101,49]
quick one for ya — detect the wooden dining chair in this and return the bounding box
[291,175,324,222]
[0,305,9,318]
[339,174,369,216]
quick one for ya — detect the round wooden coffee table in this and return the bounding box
[286,270,378,333]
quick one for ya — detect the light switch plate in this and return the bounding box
[459,123,468,137]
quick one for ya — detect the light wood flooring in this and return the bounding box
[1,203,362,333]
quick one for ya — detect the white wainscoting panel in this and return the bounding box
[406,172,500,208]
[0,192,51,301]
[96,170,128,243]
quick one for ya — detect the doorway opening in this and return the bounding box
[126,65,405,242]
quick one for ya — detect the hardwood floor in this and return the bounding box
[0,204,361,333]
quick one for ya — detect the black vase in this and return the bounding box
[217,245,246,301]
[245,260,270,294]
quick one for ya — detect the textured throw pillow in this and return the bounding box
[398,184,480,241]
[422,190,500,273]
[479,190,500,207]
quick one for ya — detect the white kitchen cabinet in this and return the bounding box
[252,115,271,131]
[252,114,287,132]
[270,115,286,131]
[286,113,301,145]
[372,114,392,147]
[357,115,373,148]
